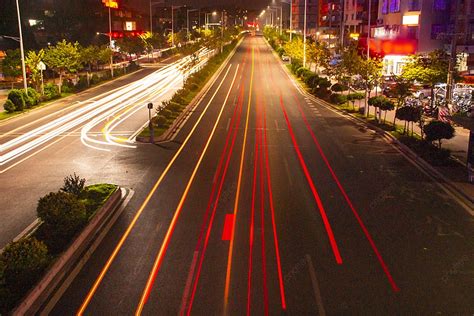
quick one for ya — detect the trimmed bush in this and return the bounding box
[0,237,49,313]
[161,109,173,119]
[155,115,167,128]
[329,93,347,105]
[331,83,349,92]
[424,120,455,148]
[36,191,87,254]
[3,99,16,113]
[44,83,60,100]
[168,101,182,112]
[7,89,25,111]
[188,82,199,91]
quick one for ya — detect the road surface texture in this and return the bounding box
[36,36,474,314]
[0,50,212,248]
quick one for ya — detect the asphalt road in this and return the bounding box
[28,35,474,314]
[0,50,211,249]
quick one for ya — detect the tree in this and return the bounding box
[116,37,145,63]
[424,120,455,148]
[36,191,87,253]
[43,40,82,94]
[396,106,422,135]
[359,57,383,116]
[1,49,21,84]
[25,49,45,92]
[390,76,413,125]
[368,95,395,123]
[401,50,450,108]
[284,37,305,63]
[61,173,86,196]
[308,41,330,74]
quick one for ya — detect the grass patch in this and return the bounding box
[80,183,118,218]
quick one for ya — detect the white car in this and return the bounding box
[281,55,290,62]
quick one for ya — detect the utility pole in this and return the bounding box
[340,0,345,47]
[446,0,461,104]
[289,0,293,41]
[303,0,307,67]
[15,0,27,93]
[108,6,114,77]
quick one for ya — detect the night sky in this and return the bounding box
[134,0,267,10]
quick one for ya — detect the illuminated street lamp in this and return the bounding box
[102,0,118,77]
[187,8,199,43]
[15,0,27,93]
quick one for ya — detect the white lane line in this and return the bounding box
[179,251,199,315]
[274,119,279,130]
[226,118,231,132]
[305,254,327,316]
[283,157,293,186]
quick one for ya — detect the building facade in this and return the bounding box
[291,0,319,34]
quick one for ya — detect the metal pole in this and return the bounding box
[303,0,307,68]
[289,0,292,41]
[447,0,461,104]
[187,10,190,43]
[109,6,114,77]
[150,0,153,33]
[367,0,371,60]
[279,6,282,35]
[340,0,345,47]
[171,6,174,47]
[40,69,44,95]
[15,0,27,93]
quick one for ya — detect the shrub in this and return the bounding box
[0,237,49,312]
[76,76,89,90]
[168,101,182,112]
[44,83,60,100]
[3,99,16,113]
[61,173,86,196]
[7,89,25,111]
[188,82,199,91]
[90,74,100,85]
[424,120,455,148]
[161,109,173,119]
[276,47,285,57]
[80,184,117,216]
[304,74,320,88]
[329,93,347,105]
[23,88,40,108]
[155,115,168,128]
[36,191,87,253]
[331,83,349,92]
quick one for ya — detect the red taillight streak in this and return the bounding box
[186,81,246,315]
[259,114,269,316]
[292,94,400,292]
[246,102,260,316]
[278,94,343,264]
[262,90,287,311]
[222,214,235,241]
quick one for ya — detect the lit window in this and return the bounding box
[433,0,447,11]
[389,0,400,13]
[382,0,389,14]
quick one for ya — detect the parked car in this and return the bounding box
[412,84,432,100]
[281,55,290,62]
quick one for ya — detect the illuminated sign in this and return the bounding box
[124,21,136,31]
[102,0,118,8]
[349,33,360,40]
[402,14,419,25]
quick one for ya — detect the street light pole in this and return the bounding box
[187,9,198,43]
[289,0,293,42]
[150,0,153,33]
[108,6,114,77]
[15,0,27,93]
[303,0,307,68]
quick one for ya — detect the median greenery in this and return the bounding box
[0,174,117,313]
[139,36,240,139]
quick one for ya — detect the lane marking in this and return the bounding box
[77,63,235,315]
[222,214,235,241]
[135,64,241,314]
[224,47,255,312]
[179,251,199,316]
[305,254,327,316]
[278,94,343,264]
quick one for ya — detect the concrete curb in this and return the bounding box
[136,38,244,144]
[12,187,133,315]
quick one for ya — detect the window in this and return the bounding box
[382,0,389,14]
[433,0,447,11]
[431,24,446,39]
[389,0,400,13]
[407,0,420,11]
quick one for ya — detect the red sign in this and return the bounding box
[102,0,118,8]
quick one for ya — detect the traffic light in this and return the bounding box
[102,0,118,8]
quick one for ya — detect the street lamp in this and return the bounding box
[102,0,118,78]
[14,0,27,93]
[205,11,217,30]
[303,0,307,68]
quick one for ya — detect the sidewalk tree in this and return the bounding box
[25,49,45,92]
[401,50,449,108]
[396,106,422,135]
[424,120,455,148]
[391,75,413,125]
[43,40,82,94]
[359,57,383,116]
[116,36,145,62]
[80,45,99,86]
[284,37,304,64]
[368,95,394,123]
[1,49,21,84]
[308,41,330,74]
